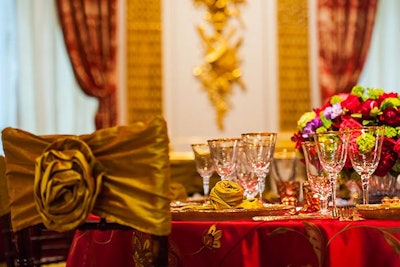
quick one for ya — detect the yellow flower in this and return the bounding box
[297,111,316,130]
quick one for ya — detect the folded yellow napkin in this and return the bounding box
[236,198,264,209]
[210,181,244,210]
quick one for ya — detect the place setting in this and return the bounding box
[171,133,297,221]
[172,123,400,222]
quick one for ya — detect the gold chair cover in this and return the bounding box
[2,116,171,236]
[0,156,10,216]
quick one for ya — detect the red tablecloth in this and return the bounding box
[66,219,400,267]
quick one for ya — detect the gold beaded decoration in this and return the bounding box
[193,0,246,131]
[126,0,163,123]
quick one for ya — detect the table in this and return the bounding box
[66,218,400,267]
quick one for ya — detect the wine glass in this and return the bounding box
[241,132,277,202]
[191,143,215,197]
[272,149,300,204]
[347,126,384,205]
[236,143,258,199]
[207,138,241,181]
[301,141,331,214]
[313,131,349,217]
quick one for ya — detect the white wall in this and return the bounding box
[162,0,279,153]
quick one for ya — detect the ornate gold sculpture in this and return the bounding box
[193,0,246,131]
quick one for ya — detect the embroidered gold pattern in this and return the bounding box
[203,224,222,249]
[132,231,153,267]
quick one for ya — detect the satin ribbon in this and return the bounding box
[2,116,172,236]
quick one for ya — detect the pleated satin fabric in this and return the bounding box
[0,156,10,216]
[2,116,172,236]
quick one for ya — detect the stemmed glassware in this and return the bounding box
[272,149,299,204]
[191,143,215,197]
[207,138,241,182]
[302,141,331,215]
[313,131,349,217]
[241,132,277,202]
[347,126,384,205]
[236,143,258,199]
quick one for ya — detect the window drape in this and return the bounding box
[358,0,400,92]
[56,0,118,129]
[318,0,378,102]
[0,0,97,154]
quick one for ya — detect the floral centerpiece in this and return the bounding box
[291,85,400,196]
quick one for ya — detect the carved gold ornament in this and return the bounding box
[193,0,246,131]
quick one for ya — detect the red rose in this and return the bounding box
[379,92,398,102]
[380,107,400,126]
[341,94,361,113]
[359,99,378,118]
[375,138,396,176]
[338,117,362,129]
[393,139,400,158]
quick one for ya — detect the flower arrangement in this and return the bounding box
[291,85,400,181]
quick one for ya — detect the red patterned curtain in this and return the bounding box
[318,0,378,102]
[56,0,118,129]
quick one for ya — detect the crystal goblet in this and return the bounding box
[207,138,241,182]
[301,141,331,214]
[348,126,384,204]
[272,149,300,204]
[241,132,277,202]
[313,131,349,217]
[236,144,258,199]
[191,143,215,197]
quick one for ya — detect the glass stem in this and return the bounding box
[202,175,211,196]
[256,171,265,202]
[361,174,370,205]
[329,174,338,217]
[319,196,329,214]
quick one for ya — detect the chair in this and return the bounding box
[1,116,172,267]
[1,154,74,267]
[0,156,14,267]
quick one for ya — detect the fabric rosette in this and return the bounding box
[34,137,104,232]
[210,181,244,210]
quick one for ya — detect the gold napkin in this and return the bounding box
[236,198,264,209]
[2,116,171,236]
[210,181,244,210]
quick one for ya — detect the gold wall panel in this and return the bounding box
[126,0,163,123]
[277,0,311,132]
[125,0,311,131]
